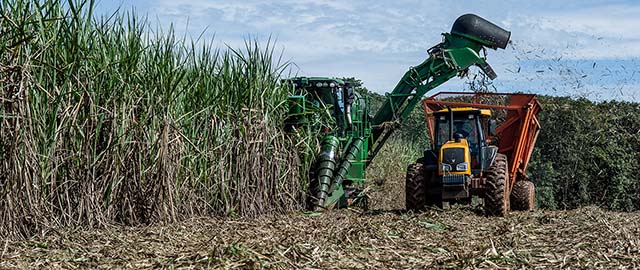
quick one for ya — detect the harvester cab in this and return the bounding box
[284,14,512,211]
[407,92,541,216]
[283,77,363,137]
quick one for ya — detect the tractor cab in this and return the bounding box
[431,107,494,176]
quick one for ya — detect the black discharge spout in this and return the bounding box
[451,14,511,50]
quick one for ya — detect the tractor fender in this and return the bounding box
[422,149,438,166]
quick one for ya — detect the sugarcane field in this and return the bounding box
[2,0,640,269]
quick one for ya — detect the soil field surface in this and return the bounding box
[2,207,639,269]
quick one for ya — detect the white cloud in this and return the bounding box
[98,0,640,99]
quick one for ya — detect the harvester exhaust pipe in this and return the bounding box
[448,106,454,141]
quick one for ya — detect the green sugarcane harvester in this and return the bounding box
[284,14,511,211]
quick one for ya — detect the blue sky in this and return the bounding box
[95,0,640,101]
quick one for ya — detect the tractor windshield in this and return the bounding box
[435,114,479,147]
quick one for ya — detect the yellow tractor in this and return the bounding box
[406,92,541,216]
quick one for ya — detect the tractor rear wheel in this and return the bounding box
[484,153,509,217]
[511,180,535,211]
[405,163,427,211]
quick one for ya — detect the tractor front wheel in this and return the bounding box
[405,163,427,211]
[511,180,535,211]
[484,153,509,217]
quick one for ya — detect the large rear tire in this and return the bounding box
[511,180,535,211]
[484,153,509,217]
[405,163,427,211]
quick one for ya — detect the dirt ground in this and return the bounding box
[2,205,639,269]
[3,172,639,269]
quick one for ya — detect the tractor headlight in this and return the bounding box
[322,82,329,87]
[441,163,452,172]
[456,162,468,171]
[329,82,336,88]
[316,82,323,87]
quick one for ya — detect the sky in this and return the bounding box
[95,0,640,101]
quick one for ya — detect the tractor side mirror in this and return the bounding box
[489,119,497,136]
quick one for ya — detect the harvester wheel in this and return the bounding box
[484,153,509,217]
[511,180,535,211]
[405,163,427,211]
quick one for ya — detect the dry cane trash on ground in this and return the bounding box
[1,206,639,269]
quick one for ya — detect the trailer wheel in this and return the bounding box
[405,163,427,211]
[511,180,535,211]
[484,153,509,217]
